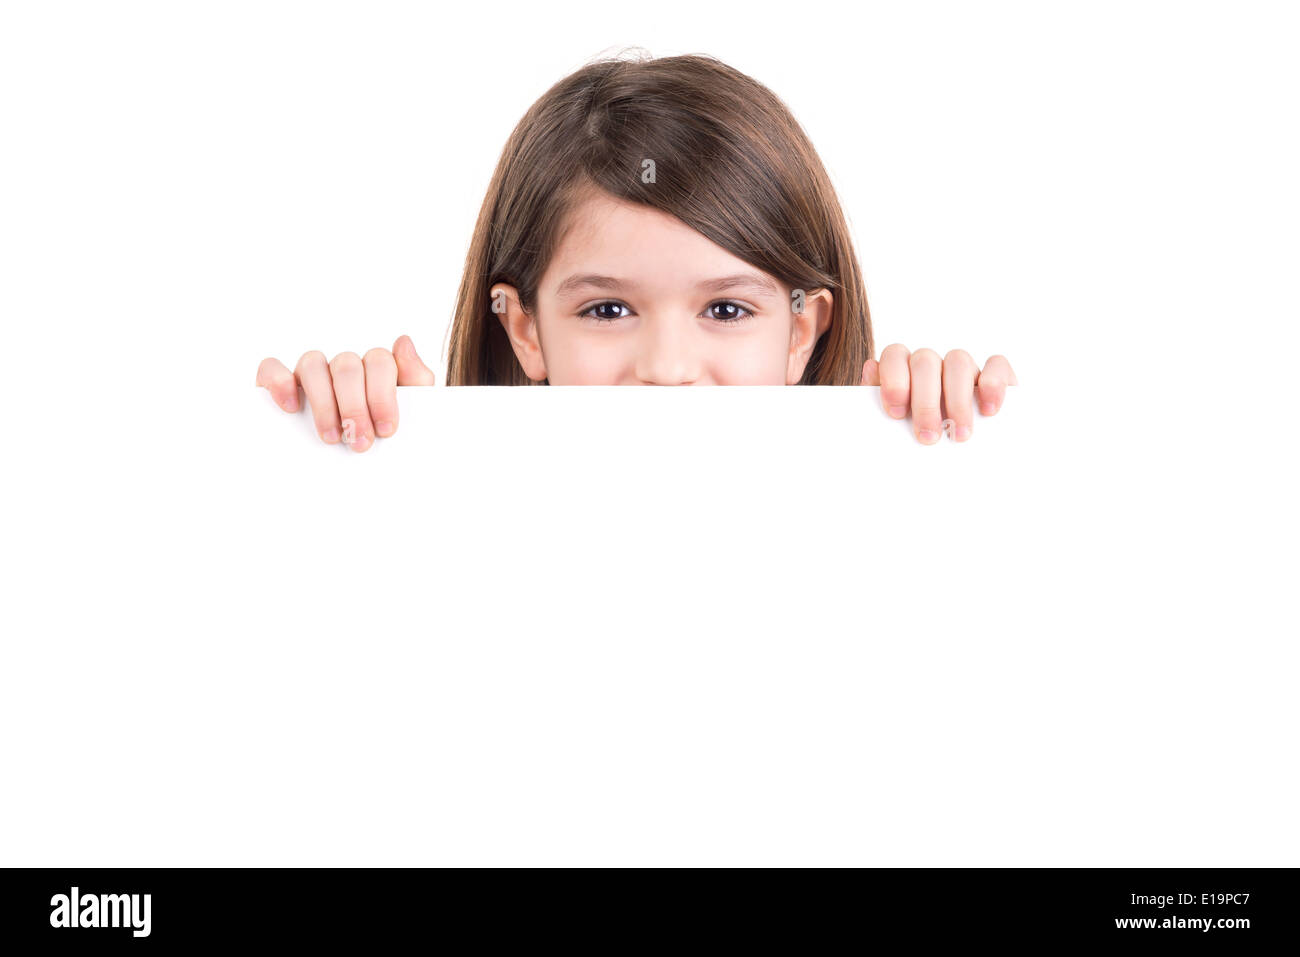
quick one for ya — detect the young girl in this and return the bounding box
[256,52,1016,449]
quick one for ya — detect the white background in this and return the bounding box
[1,1,1297,865]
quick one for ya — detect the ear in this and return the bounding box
[786,287,833,385]
[490,283,547,382]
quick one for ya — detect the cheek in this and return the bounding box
[568,349,625,384]
[707,325,791,385]
[540,322,628,385]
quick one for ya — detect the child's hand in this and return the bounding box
[255,335,436,452]
[862,346,1017,444]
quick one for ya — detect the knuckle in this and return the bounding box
[329,351,362,373]
[943,372,974,396]
[337,407,371,428]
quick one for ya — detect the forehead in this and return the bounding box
[542,189,758,294]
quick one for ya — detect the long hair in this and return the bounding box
[444,52,873,385]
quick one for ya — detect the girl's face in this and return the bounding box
[492,190,833,385]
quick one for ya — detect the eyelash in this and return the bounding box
[578,300,756,326]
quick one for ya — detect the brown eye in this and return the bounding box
[581,301,630,323]
[707,301,754,323]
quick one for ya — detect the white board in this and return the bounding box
[6,384,1293,866]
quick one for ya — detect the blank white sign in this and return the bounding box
[2,385,1293,867]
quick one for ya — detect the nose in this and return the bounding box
[635,315,699,385]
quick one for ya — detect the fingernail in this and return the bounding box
[980,401,996,415]
[918,429,939,444]
[376,420,394,437]
[282,395,299,412]
[351,433,371,452]
[323,427,340,443]
[956,425,971,441]
[887,405,907,419]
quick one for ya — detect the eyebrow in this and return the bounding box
[554,272,780,298]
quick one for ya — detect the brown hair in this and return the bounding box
[443,51,873,385]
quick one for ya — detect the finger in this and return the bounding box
[393,335,436,386]
[329,352,376,453]
[256,357,299,412]
[908,348,943,444]
[294,351,342,443]
[942,349,978,442]
[976,354,1017,416]
[364,348,399,438]
[861,358,880,386]
[877,343,911,418]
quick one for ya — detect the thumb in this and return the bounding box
[861,358,880,386]
[393,335,437,386]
